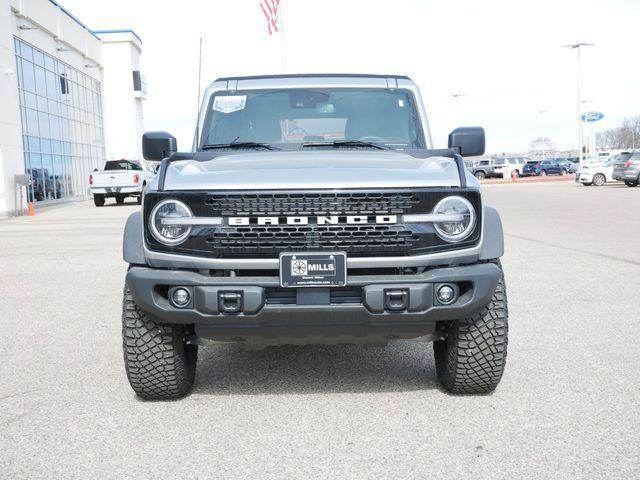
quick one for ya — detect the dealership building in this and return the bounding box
[0,0,145,217]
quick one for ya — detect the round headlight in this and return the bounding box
[433,196,476,242]
[149,199,193,245]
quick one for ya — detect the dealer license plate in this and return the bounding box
[279,252,347,288]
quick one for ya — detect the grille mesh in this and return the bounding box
[205,192,420,216]
[207,224,419,255]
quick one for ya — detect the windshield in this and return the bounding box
[200,88,425,149]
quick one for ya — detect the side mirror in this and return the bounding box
[448,127,485,157]
[142,131,177,161]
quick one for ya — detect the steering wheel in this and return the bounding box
[357,136,387,143]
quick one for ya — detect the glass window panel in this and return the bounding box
[32,49,44,66]
[30,153,45,202]
[49,115,61,139]
[53,155,64,198]
[38,111,50,138]
[37,95,48,112]
[24,153,36,202]
[51,140,62,154]
[46,70,57,98]
[41,138,51,153]
[61,119,70,141]
[24,91,37,109]
[34,65,46,95]
[45,55,56,72]
[25,108,39,136]
[28,136,40,152]
[20,107,28,135]
[64,157,74,196]
[20,58,35,92]
[15,56,23,86]
[59,101,69,118]
[20,41,33,62]
[63,142,72,154]
[41,154,54,199]
[48,99,59,115]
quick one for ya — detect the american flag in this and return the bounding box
[260,0,281,35]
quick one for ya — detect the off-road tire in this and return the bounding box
[93,194,105,207]
[122,285,198,400]
[115,194,126,204]
[474,171,486,180]
[625,180,638,187]
[434,269,508,394]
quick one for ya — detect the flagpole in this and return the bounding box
[279,0,287,73]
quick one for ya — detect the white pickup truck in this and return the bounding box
[89,160,155,207]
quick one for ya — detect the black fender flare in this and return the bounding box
[123,212,146,265]
[479,205,504,260]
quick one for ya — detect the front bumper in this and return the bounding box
[578,173,592,183]
[126,262,501,342]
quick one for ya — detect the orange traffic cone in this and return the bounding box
[27,202,35,216]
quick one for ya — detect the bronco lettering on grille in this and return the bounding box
[228,215,398,226]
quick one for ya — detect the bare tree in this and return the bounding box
[597,116,640,149]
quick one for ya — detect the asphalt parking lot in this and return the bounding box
[1,182,639,479]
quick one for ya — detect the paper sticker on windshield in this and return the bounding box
[212,95,246,113]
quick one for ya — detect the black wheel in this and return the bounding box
[592,173,606,186]
[93,194,105,207]
[434,267,508,394]
[137,195,142,205]
[115,194,126,204]
[122,285,198,400]
[540,170,547,176]
[624,180,638,187]
[582,182,593,187]
[474,171,486,180]
[560,169,567,176]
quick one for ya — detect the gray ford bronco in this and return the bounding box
[122,74,508,399]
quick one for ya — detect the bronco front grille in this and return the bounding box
[144,189,482,259]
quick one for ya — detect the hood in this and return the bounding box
[163,150,464,190]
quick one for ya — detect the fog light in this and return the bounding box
[171,287,191,308]
[437,285,456,305]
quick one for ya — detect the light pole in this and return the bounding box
[538,110,549,159]
[581,100,594,157]
[563,43,594,168]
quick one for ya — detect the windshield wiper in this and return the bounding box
[201,142,279,151]
[302,140,388,150]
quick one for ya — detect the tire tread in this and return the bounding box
[122,285,196,400]
[434,269,508,394]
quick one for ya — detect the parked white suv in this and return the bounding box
[493,157,527,178]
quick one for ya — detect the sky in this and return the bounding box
[62,0,640,154]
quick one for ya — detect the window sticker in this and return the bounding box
[212,95,247,113]
[398,99,405,107]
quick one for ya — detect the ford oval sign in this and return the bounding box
[581,111,604,122]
